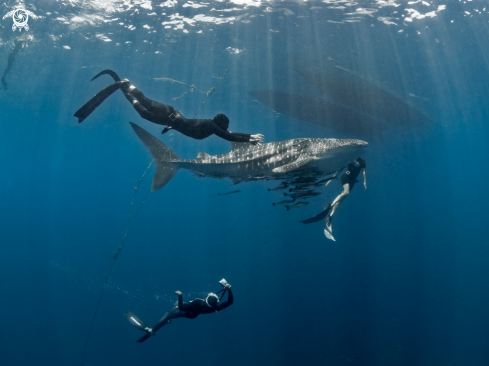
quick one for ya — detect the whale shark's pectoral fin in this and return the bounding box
[272,156,316,174]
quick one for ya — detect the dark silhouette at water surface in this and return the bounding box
[2,40,25,91]
[295,66,431,127]
[249,90,387,137]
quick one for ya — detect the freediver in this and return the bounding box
[2,40,26,91]
[74,70,265,144]
[124,279,233,343]
[300,157,366,240]
[323,157,366,241]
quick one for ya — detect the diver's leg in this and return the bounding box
[128,96,156,121]
[120,80,174,116]
[115,80,158,122]
[329,184,350,217]
[151,306,185,334]
[325,184,350,237]
[134,306,185,343]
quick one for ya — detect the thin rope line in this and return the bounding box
[80,160,153,366]
[80,52,243,365]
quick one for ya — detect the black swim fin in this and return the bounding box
[300,203,332,224]
[137,333,152,343]
[91,69,121,82]
[74,82,121,123]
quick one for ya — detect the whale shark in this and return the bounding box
[130,122,368,192]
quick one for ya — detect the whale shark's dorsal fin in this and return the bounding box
[231,141,254,152]
[197,152,211,159]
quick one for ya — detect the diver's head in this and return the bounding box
[206,293,219,308]
[213,113,229,130]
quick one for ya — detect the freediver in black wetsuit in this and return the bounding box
[74,70,264,144]
[124,279,233,343]
[301,157,367,241]
[2,40,25,91]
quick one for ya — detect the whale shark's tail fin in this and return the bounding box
[130,122,182,191]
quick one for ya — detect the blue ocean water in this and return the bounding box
[1,1,489,365]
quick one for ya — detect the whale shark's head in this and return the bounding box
[309,138,368,166]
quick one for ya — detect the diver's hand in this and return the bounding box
[175,290,182,296]
[250,134,264,145]
[224,283,232,290]
[144,327,154,336]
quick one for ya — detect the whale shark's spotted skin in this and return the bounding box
[185,139,306,171]
[177,138,367,180]
[130,122,368,191]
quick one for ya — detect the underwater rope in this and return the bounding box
[80,53,243,366]
[80,160,153,366]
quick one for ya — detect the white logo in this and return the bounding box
[3,9,37,32]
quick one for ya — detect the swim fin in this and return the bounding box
[74,81,121,123]
[136,333,152,343]
[124,312,149,331]
[91,69,121,82]
[124,312,154,343]
[324,228,335,241]
[323,216,335,241]
[300,203,332,224]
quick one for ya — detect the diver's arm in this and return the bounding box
[213,126,252,142]
[216,287,234,311]
[362,168,367,190]
[176,291,194,311]
[176,291,184,309]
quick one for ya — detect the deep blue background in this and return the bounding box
[1,1,489,365]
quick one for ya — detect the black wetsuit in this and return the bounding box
[134,289,233,343]
[340,158,366,190]
[177,289,234,317]
[74,70,253,142]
